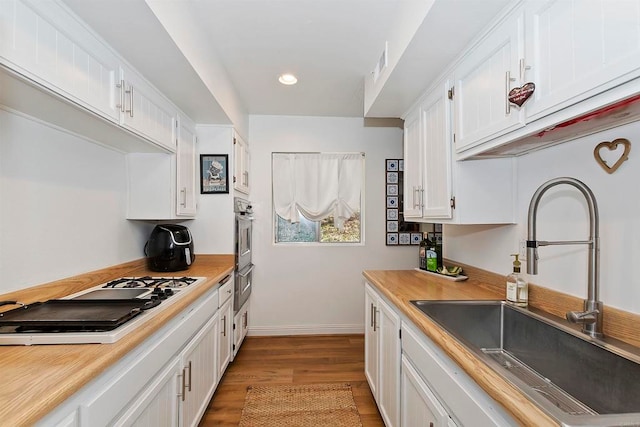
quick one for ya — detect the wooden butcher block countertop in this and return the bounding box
[363,268,559,427]
[0,254,234,427]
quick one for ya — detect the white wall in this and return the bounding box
[0,109,150,294]
[249,115,417,335]
[445,120,640,315]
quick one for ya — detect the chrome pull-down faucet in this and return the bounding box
[526,177,603,338]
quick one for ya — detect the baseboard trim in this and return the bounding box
[247,324,364,336]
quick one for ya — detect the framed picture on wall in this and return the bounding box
[200,154,229,194]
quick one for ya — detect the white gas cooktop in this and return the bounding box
[0,276,206,346]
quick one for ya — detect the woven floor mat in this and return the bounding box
[238,383,363,427]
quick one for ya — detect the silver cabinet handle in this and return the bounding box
[186,361,192,392]
[243,311,248,328]
[373,308,379,332]
[412,186,419,209]
[420,187,425,209]
[180,188,187,207]
[116,80,125,112]
[370,303,375,328]
[222,315,227,337]
[505,71,516,114]
[125,85,134,117]
[180,368,186,401]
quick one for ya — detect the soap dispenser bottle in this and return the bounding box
[506,254,528,307]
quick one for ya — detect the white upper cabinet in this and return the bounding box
[176,115,198,216]
[421,81,453,220]
[450,0,640,158]
[0,0,120,122]
[119,65,178,152]
[403,80,453,221]
[453,5,525,153]
[0,0,185,154]
[523,0,640,121]
[127,115,197,220]
[402,108,423,219]
[403,78,515,225]
[233,132,250,195]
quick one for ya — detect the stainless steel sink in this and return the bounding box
[411,300,640,426]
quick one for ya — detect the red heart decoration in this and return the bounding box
[508,82,536,107]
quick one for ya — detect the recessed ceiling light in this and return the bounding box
[278,73,298,85]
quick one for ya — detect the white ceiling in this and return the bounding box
[62,0,510,123]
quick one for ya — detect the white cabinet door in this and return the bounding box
[217,298,233,380]
[364,282,401,427]
[120,65,177,152]
[0,0,120,122]
[402,108,423,219]
[364,284,379,398]
[402,80,514,225]
[112,358,181,427]
[524,0,640,121]
[401,356,453,427]
[421,80,453,220]
[453,7,525,153]
[126,114,197,220]
[377,297,401,427]
[176,115,197,216]
[233,132,250,194]
[233,299,250,358]
[181,313,218,427]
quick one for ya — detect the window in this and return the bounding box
[273,152,364,244]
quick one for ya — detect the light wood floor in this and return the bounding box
[198,334,384,426]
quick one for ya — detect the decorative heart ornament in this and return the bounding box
[508,82,536,107]
[593,138,631,174]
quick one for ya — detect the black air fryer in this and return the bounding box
[145,224,195,272]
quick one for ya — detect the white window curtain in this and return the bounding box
[273,152,363,230]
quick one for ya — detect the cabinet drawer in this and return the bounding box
[218,275,233,307]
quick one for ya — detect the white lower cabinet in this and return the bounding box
[233,299,250,358]
[180,313,219,427]
[401,321,516,427]
[364,282,516,427]
[36,284,232,427]
[217,298,233,378]
[364,282,401,427]
[401,355,455,427]
[112,358,181,427]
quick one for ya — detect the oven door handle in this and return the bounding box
[238,265,254,278]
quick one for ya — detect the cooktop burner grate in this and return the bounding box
[102,276,199,289]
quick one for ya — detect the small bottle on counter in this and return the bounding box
[419,235,438,272]
[506,254,528,307]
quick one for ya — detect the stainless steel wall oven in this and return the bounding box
[234,197,253,313]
